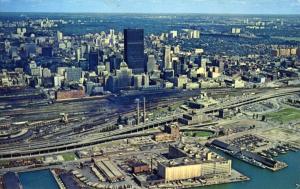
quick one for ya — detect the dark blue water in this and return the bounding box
[18,169,60,189]
[200,152,300,189]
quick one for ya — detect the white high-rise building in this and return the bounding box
[108,29,116,46]
[174,45,180,54]
[147,55,157,73]
[57,31,63,41]
[188,30,200,39]
[231,28,241,34]
[142,73,150,88]
[170,30,178,38]
[76,48,81,62]
[164,46,172,69]
[193,30,200,38]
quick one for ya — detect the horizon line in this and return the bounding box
[0,11,300,16]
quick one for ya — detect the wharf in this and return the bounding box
[157,170,249,189]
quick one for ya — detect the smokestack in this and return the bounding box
[150,158,153,172]
[137,99,140,126]
[143,97,146,123]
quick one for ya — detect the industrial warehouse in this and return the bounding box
[157,144,232,182]
[93,158,125,183]
[157,156,232,182]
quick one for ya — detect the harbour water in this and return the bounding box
[15,152,300,189]
[18,169,60,189]
[200,151,300,189]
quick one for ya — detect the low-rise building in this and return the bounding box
[179,113,210,125]
[128,161,150,174]
[154,124,180,142]
[55,88,85,100]
[93,158,125,183]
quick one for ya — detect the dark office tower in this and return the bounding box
[42,46,53,57]
[297,48,300,58]
[173,61,182,76]
[194,55,202,66]
[124,29,145,74]
[109,54,122,71]
[88,52,98,71]
[98,50,104,62]
[213,59,224,73]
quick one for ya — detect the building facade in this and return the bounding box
[158,159,231,182]
[124,29,145,74]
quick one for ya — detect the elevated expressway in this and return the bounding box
[0,87,299,160]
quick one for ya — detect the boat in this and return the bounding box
[275,147,287,154]
[268,149,278,157]
[290,147,298,152]
[280,145,289,151]
[289,145,299,152]
[258,152,267,157]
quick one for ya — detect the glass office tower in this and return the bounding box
[124,29,145,74]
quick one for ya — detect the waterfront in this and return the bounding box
[201,151,300,189]
[14,152,300,189]
[18,169,60,189]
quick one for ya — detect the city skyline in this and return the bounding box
[0,0,300,14]
[0,1,300,188]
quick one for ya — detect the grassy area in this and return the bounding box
[266,108,300,123]
[262,128,294,136]
[185,131,214,137]
[62,152,76,161]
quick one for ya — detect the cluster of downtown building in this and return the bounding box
[0,17,300,100]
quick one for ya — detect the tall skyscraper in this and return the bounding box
[57,31,63,41]
[147,54,157,73]
[188,30,200,39]
[169,30,178,38]
[164,46,172,69]
[201,58,207,71]
[88,51,98,71]
[76,48,81,62]
[109,29,115,46]
[124,29,145,74]
[173,61,182,76]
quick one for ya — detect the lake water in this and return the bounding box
[200,151,300,189]
[18,169,60,189]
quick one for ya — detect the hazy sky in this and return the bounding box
[0,0,300,14]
